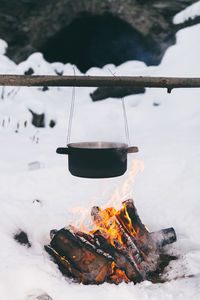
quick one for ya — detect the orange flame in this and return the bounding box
[90,207,125,247]
[105,159,144,209]
[110,261,130,283]
[68,159,144,233]
[89,203,140,249]
[65,159,145,284]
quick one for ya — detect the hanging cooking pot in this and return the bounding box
[57,86,139,179]
[56,142,138,178]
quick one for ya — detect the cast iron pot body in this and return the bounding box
[56,142,138,178]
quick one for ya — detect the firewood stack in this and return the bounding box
[45,199,177,284]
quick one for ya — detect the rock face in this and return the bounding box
[0,0,198,69]
[90,86,145,101]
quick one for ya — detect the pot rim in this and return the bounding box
[67,141,128,149]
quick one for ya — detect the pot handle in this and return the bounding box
[56,147,69,155]
[127,146,139,153]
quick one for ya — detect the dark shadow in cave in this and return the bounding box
[41,13,159,73]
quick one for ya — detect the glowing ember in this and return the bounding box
[46,160,177,285]
[90,204,140,249]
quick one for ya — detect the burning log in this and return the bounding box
[91,205,147,281]
[119,199,148,237]
[46,226,114,284]
[45,200,177,284]
[149,228,177,248]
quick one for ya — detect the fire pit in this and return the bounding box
[45,199,177,284]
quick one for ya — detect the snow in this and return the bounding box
[1,24,200,300]
[173,0,200,24]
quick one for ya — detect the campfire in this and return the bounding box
[45,199,177,284]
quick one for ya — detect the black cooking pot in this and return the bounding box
[56,142,138,178]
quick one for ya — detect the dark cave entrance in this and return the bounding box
[41,13,158,73]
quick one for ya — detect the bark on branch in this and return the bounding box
[0,75,200,92]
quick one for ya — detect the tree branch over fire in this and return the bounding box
[0,75,200,93]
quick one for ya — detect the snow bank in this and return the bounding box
[173,0,200,24]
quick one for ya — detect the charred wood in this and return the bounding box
[93,232,143,283]
[149,228,177,248]
[121,199,148,237]
[45,200,177,285]
[45,244,83,282]
[49,226,112,284]
[91,206,149,281]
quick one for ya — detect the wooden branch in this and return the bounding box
[0,75,200,91]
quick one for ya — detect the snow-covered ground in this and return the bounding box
[0,21,200,300]
[173,0,200,24]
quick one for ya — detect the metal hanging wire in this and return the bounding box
[66,85,75,145]
[121,97,131,146]
[66,67,77,145]
[107,68,131,146]
[66,68,131,146]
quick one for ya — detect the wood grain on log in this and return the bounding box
[91,206,147,281]
[121,199,148,237]
[49,226,112,284]
[45,199,177,284]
